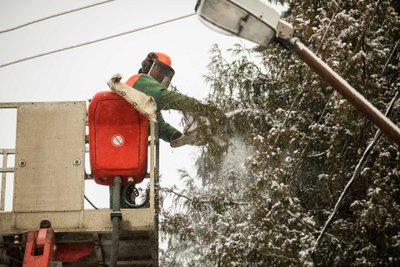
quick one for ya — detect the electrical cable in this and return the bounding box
[0,0,116,34]
[122,182,150,208]
[84,195,98,210]
[0,13,195,69]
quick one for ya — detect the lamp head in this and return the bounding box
[195,0,293,46]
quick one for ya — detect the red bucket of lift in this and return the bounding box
[88,91,148,186]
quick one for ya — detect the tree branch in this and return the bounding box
[161,187,249,206]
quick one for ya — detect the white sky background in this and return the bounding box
[0,0,257,209]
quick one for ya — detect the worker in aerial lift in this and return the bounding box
[110,52,227,208]
[110,52,224,208]
[124,51,223,147]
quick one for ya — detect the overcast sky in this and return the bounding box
[0,0,279,209]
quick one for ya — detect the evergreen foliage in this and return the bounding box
[161,0,400,265]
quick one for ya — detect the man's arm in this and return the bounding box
[160,89,220,118]
[157,113,182,142]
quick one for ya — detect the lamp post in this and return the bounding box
[195,0,400,146]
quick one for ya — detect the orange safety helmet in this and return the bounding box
[139,52,175,86]
[139,52,172,74]
[152,52,171,66]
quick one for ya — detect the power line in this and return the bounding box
[315,86,400,249]
[315,39,400,249]
[0,0,116,34]
[0,13,196,69]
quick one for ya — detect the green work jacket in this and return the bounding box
[125,74,209,142]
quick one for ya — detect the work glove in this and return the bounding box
[170,118,208,148]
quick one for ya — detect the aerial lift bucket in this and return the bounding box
[0,100,159,267]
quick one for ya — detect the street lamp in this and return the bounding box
[195,0,400,146]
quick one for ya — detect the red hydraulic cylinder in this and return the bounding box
[54,244,94,263]
[23,228,55,267]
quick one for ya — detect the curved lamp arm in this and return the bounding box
[196,0,400,146]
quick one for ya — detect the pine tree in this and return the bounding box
[161,0,400,265]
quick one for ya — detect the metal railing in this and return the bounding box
[0,102,21,212]
[0,149,14,211]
